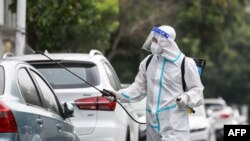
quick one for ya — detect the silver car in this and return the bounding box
[10,50,139,141]
[205,98,238,141]
[0,59,79,141]
[189,105,216,141]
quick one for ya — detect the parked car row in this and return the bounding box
[204,97,248,141]
[1,50,140,141]
[1,50,248,141]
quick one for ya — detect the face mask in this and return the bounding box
[158,38,171,48]
[150,42,162,54]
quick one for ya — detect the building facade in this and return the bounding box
[0,0,16,57]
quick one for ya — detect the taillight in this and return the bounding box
[220,112,231,119]
[75,96,116,111]
[0,101,17,132]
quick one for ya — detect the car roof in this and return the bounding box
[7,50,106,62]
[9,53,92,61]
[204,98,227,105]
[0,59,26,66]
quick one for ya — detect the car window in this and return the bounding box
[18,68,42,107]
[31,70,60,114]
[205,103,224,112]
[103,62,121,90]
[32,62,100,89]
[0,66,4,95]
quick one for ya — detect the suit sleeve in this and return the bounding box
[184,57,204,107]
[117,55,151,103]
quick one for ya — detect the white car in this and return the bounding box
[189,105,216,141]
[9,50,139,141]
[205,98,238,141]
[129,97,147,141]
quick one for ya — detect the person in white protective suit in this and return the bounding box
[105,25,204,141]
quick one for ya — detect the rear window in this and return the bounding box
[32,62,100,89]
[0,66,4,94]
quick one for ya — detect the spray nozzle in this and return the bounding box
[187,108,195,114]
[102,89,117,101]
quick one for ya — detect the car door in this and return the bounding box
[29,69,76,141]
[31,62,99,135]
[102,61,140,141]
[17,67,46,141]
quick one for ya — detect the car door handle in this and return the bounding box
[36,119,43,125]
[56,124,62,130]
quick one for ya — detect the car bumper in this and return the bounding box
[77,123,127,141]
[0,133,21,141]
[190,128,209,141]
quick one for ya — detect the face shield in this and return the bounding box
[142,27,170,52]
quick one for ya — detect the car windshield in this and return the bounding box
[0,66,4,94]
[32,62,100,89]
[205,103,224,112]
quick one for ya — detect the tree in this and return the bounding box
[25,0,119,53]
[110,0,250,108]
[108,0,179,82]
[108,0,179,60]
[174,0,249,105]
[10,0,250,107]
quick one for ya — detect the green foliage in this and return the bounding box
[112,0,250,108]
[176,0,245,58]
[26,0,119,53]
[173,0,250,106]
[211,24,250,104]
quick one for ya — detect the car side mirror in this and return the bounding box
[62,102,74,118]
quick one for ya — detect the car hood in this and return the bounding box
[189,116,209,130]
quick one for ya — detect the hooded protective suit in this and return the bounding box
[117,25,204,141]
